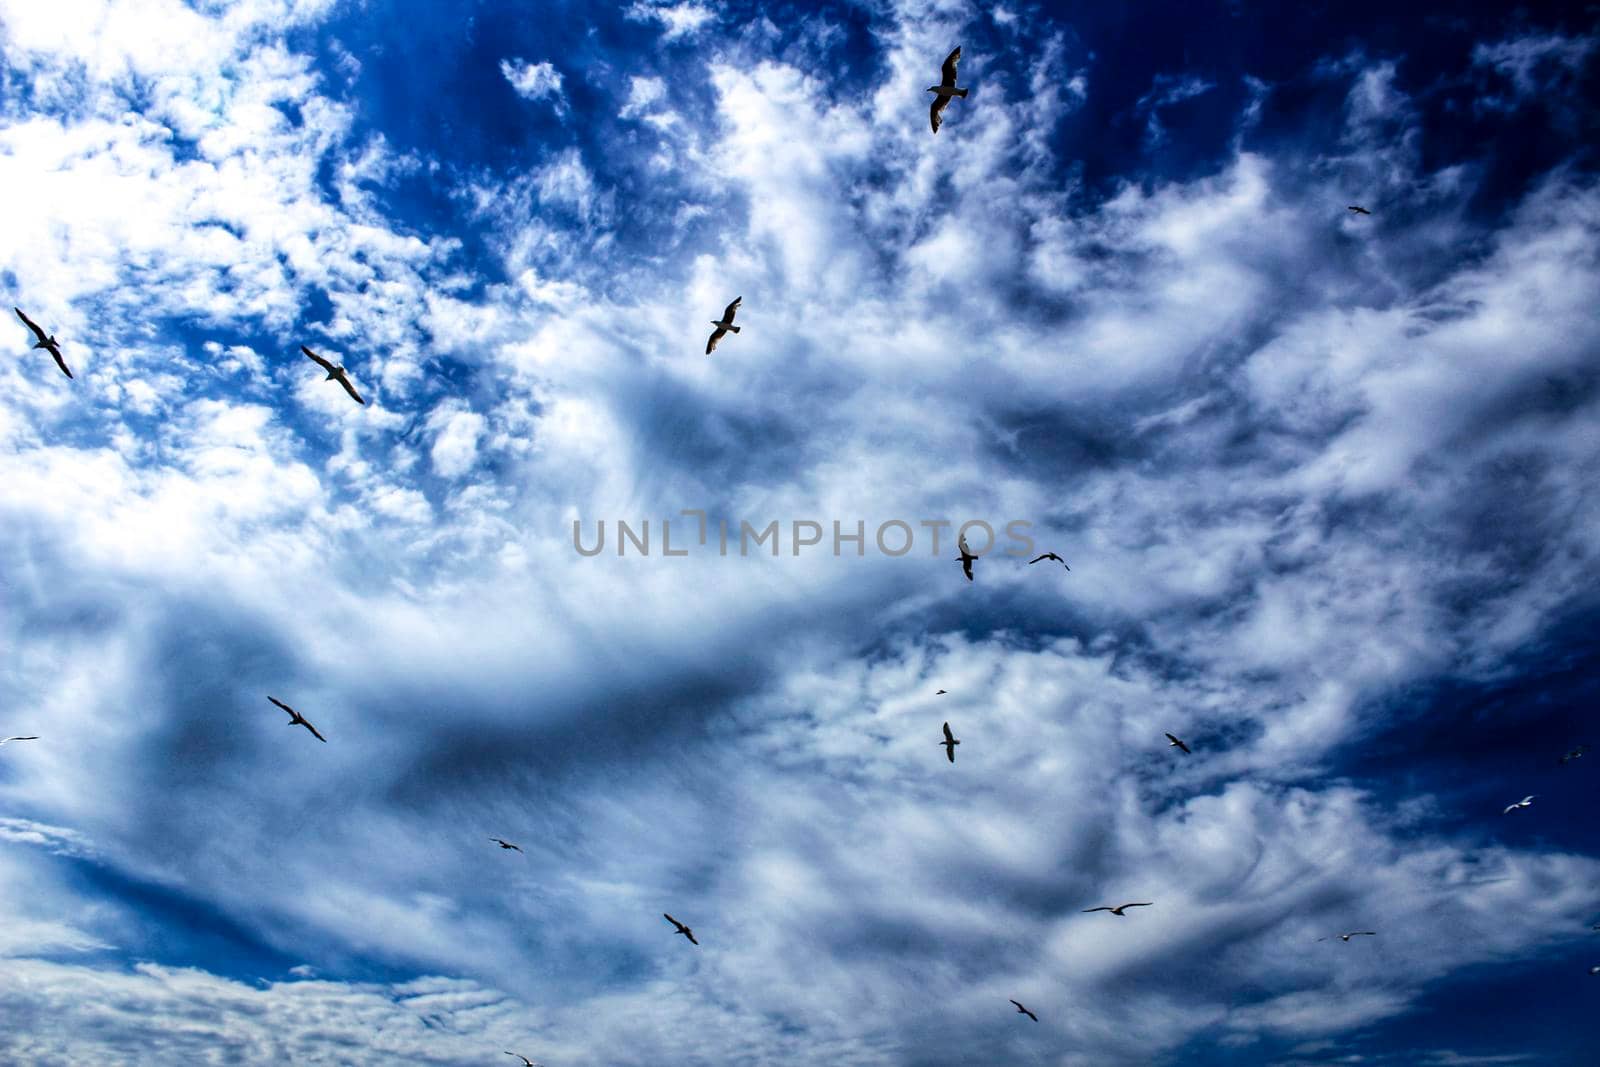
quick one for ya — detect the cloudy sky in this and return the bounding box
[2,1,1598,1063]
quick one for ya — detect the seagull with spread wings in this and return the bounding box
[664,913,699,946]
[956,533,978,582]
[1347,205,1372,215]
[1165,732,1191,755]
[1318,931,1377,942]
[706,297,742,354]
[267,696,327,743]
[1083,902,1153,916]
[1028,552,1069,569]
[928,47,967,134]
[1009,999,1038,1022]
[1502,795,1536,815]
[1560,744,1589,765]
[940,721,960,763]
[300,345,365,405]
[504,1054,543,1067]
[490,838,523,853]
[0,736,40,746]
[14,308,73,379]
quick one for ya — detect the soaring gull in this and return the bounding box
[1347,205,1372,215]
[14,308,73,379]
[956,533,977,582]
[267,696,327,743]
[1083,902,1153,916]
[504,1055,543,1067]
[0,736,40,746]
[928,47,968,134]
[1559,745,1589,765]
[1009,999,1038,1022]
[1165,732,1191,755]
[300,345,365,405]
[1317,932,1377,942]
[941,721,961,763]
[705,297,742,354]
[1502,795,1536,815]
[490,838,524,853]
[664,913,699,946]
[1028,552,1070,569]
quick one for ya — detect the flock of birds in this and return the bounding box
[5,39,1598,1065]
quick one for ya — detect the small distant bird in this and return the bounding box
[928,47,967,134]
[14,308,72,378]
[1347,205,1372,215]
[0,736,40,746]
[1009,999,1038,1022]
[490,838,523,853]
[1502,795,1536,815]
[705,297,742,354]
[941,721,960,763]
[267,696,327,743]
[1165,732,1191,755]
[1028,552,1069,570]
[956,534,977,581]
[300,345,365,405]
[935,689,947,695]
[1559,745,1589,765]
[504,1055,542,1067]
[1083,902,1152,916]
[1317,931,1377,942]
[664,913,699,946]
[1590,966,1599,975]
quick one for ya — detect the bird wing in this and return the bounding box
[722,297,741,323]
[299,718,327,742]
[1082,907,1113,913]
[1353,931,1376,936]
[960,555,973,580]
[686,930,699,945]
[268,696,295,716]
[1,736,40,744]
[930,94,949,134]
[1122,902,1154,909]
[1315,937,1330,942]
[49,347,73,378]
[664,913,682,930]
[14,307,47,344]
[706,327,726,354]
[943,722,954,742]
[335,372,366,405]
[1502,804,1517,814]
[1010,1000,1023,1009]
[941,47,961,86]
[1028,554,1048,564]
[1025,1008,1037,1020]
[301,345,335,372]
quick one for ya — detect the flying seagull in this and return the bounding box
[1028,552,1070,570]
[1317,931,1377,942]
[1083,902,1153,916]
[935,689,947,695]
[705,297,742,354]
[1591,966,1600,975]
[663,913,699,946]
[0,736,40,746]
[267,696,327,743]
[504,1055,542,1067]
[490,838,523,853]
[300,345,365,405]
[1559,744,1589,765]
[928,47,967,134]
[956,533,977,581]
[14,308,72,379]
[1165,732,1191,755]
[1347,205,1372,215]
[1502,795,1536,815]
[941,721,960,763]
[1009,999,1038,1022]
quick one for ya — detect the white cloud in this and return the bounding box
[500,57,567,113]
[624,0,717,41]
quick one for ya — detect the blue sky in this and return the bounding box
[2,1,1598,1063]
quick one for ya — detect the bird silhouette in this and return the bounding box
[664,913,699,945]
[1009,999,1038,1022]
[935,689,947,695]
[267,696,327,743]
[1317,931,1377,942]
[490,838,523,853]
[504,1054,543,1067]
[928,47,967,134]
[1347,205,1372,215]
[1559,745,1589,765]
[940,721,960,763]
[706,297,742,354]
[1165,732,1191,755]
[956,533,977,581]
[1590,966,1600,975]
[1028,552,1069,569]
[0,735,40,746]
[1083,902,1153,916]
[14,308,72,378]
[300,345,365,405]
[1502,795,1536,815]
